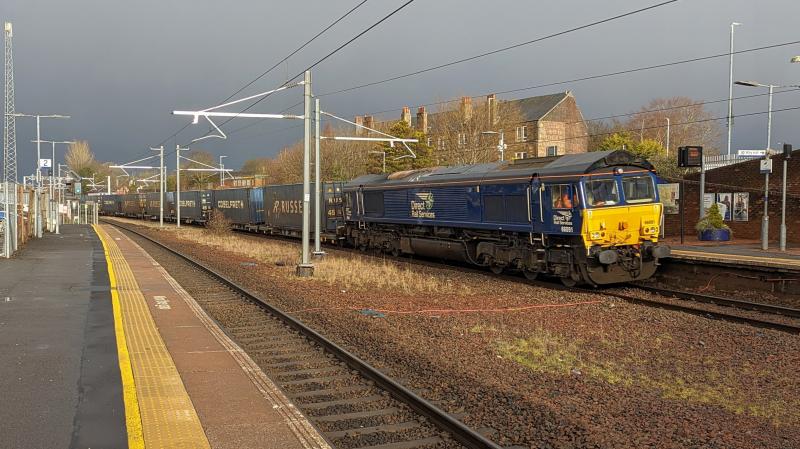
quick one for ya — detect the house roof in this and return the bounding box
[408,91,572,129]
[504,92,570,122]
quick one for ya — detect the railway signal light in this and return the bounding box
[784,143,792,159]
[678,146,703,168]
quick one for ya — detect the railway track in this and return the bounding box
[598,285,800,335]
[107,221,502,449]
[105,217,800,336]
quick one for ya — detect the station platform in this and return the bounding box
[662,237,800,272]
[0,224,330,449]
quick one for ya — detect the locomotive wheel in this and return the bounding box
[489,264,504,275]
[390,247,401,257]
[560,276,577,288]
[523,269,539,281]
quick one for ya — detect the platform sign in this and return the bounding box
[760,159,773,174]
[738,149,766,158]
[0,211,5,220]
[38,158,52,169]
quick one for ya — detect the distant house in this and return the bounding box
[354,91,589,160]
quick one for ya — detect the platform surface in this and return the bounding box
[660,236,800,270]
[97,224,330,449]
[0,225,127,448]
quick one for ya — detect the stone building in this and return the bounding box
[355,91,589,160]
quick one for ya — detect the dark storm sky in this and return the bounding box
[2,0,800,172]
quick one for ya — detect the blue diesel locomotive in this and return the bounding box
[100,150,669,285]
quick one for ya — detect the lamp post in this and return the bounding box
[727,22,741,156]
[735,80,800,250]
[32,139,74,234]
[480,130,506,161]
[11,113,69,237]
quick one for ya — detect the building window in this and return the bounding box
[547,146,558,157]
[437,137,446,150]
[426,137,432,147]
[516,126,528,142]
[458,133,467,147]
[514,152,528,160]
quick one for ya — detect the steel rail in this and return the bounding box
[103,219,502,449]
[592,287,800,335]
[630,284,800,319]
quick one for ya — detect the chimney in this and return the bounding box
[401,106,411,126]
[363,115,374,135]
[487,94,498,125]
[416,106,428,133]
[460,96,473,121]
[355,115,364,136]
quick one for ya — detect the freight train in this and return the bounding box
[99,150,670,285]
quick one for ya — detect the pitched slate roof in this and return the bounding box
[504,92,569,122]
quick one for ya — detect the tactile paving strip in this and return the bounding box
[97,226,211,449]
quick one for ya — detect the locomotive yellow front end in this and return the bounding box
[578,174,671,285]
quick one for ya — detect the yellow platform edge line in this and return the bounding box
[94,224,145,449]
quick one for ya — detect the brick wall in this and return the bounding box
[663,151,800,243]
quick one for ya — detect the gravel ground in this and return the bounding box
[112,219,800,449]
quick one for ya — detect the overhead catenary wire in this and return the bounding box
[204,0,419,138]
[148,0,372,156]
[355,40,800,118]
[318,0,680,98]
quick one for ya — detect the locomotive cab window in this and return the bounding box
[550,184,575,209]
[585,179,619,207]
[622,175,656,203]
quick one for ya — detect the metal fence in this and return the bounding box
[703,154,761,171]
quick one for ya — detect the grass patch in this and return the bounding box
[110,218,472,295]
[497,330,800,426]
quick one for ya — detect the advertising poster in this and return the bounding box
[716,192,732,221]
[733,192,749,221]
[657,183,680,214]
[703,193,715,216]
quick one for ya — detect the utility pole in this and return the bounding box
[727,22,741,156]
[13,113,69,237]
[152,146,164,227]
[218,155,227,187]
[313,97,324,259]
[297,70,314,276]
[762,84,773,251]
[176,145,187,227]
[665,117,670,154]
[32,139,73,234]
[780,143,791,251]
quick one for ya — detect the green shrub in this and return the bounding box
[695,203,730,232]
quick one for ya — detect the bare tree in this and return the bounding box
[626,97,721,155]
[65,140,95,174]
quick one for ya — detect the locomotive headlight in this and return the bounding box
[590,231,603,240]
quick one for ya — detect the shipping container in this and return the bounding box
[121,193,147,217]
[262,182,344,236]
[99,194,120,215]
[174,190,212,223]
[145,192,161,219]
[211,188,258,224]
